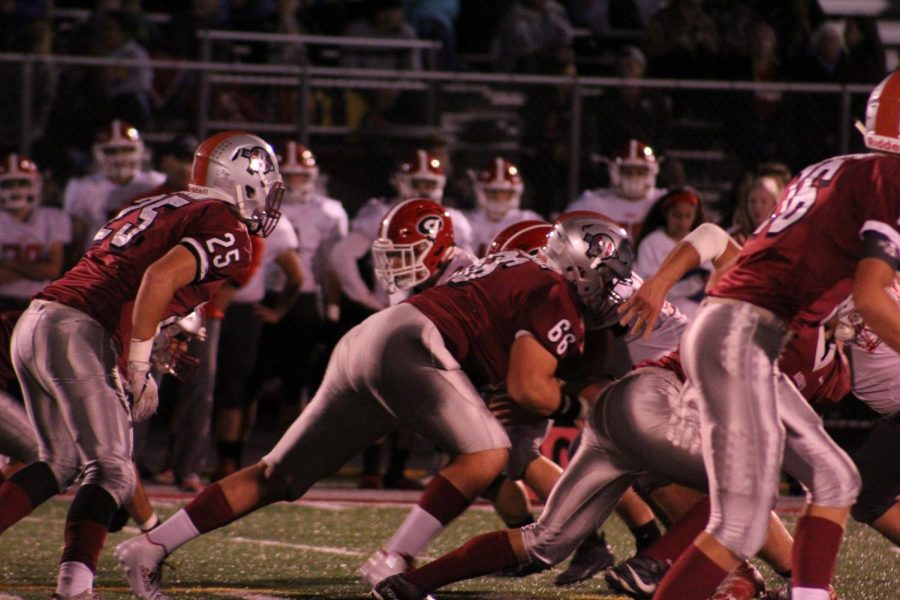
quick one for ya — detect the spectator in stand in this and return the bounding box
[755,0,826,68]
[586,45,671,163]
[342,0,423,126]
[721,19,785,167]
[844,17,886,84]
[491,0,574,73]
[782,21,848,171]
[570,0,659,38]
[93,10,155,128]
[643,0,718,80]
[728,172,785,246]
[404,0,460,70]
[633,188,709,319]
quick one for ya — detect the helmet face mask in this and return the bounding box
[472,157,524,221]
[0,154,42,212]
[93,120,144,183]
[542,213,634,315]
[371,198,454,294]
[393,150,446,203]
[189,131,284,237]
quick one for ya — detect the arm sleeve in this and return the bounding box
[683,223,732,264]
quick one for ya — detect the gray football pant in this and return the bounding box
[681,300,860,559]
[522,367,707,566]
[11,300,135,504]
[263,303,509,500]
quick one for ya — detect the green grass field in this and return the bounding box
[0,495,897,599]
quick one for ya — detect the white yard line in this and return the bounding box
[228,536,365,557]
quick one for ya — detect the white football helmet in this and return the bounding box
[189,131,284,237]
[392,149,446,203]
[0,153,42,212]
[93,119,144,183]
[608,139,659,200]
[471,156,524,221]
[542,211,634,314]
[856,70,900,154]
[280,140,319,203]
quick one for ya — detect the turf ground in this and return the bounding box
[0,487,897,600]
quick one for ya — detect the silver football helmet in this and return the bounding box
[541,212,634,314]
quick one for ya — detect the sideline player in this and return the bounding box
[0,131,283,599]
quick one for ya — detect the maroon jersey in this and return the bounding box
[712,153,900,326]
[38,192,251,351]
[406,251,585,387]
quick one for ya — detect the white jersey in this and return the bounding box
[566,187,665,240]
[0,206,73,301]
[63,170,165,252]
[274,194,348,294]
[841,283,900,415]
[634,228,711,320]
[233,216,299,304]
[465,207,543,257]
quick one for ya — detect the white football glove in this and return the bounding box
[128,339,159,422]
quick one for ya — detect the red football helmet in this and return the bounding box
[487,219,552,256]
[0,153,42,211]
[858,71,900,154]
[280,140,319,203]
[392,149,446,203]
[471,156,524,221]
[608,139,659,200]
[93,119,144,182]
[371,198,455,293]
[190,131,284,237]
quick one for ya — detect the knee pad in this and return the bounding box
[706,493,774,560]
[81,457,136,506]
[808,454,861,508]
[520,522,573,567]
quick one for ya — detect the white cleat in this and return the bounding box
[114,534,171,600]
[359,549,415,587]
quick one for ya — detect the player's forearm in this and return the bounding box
[508,375,562,416]
[132,270,180,341]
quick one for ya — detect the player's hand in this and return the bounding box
[127,360,159,422]
[618,277,668,338]
[488,396,546,426]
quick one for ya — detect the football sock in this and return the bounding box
[0,480,33,534]
[792,515,843,591]
[403,530,520,591]
[644,497,710,562]
[384,447,411,483]
[56,561,93,596]
[185,482,236,533]
[60,484,116,571]
[791,588,832,600]
[653,543,728,600]
[630,519,662,552]
[147,509,200,554]
[383,475,470,556]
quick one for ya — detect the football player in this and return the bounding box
[114,213,625,600]
[566,139,666,239]
[63,120,164,258]
[465,157,543,256]
[0,154,71,312]
[620,71,900,599]
[0,131,283,599]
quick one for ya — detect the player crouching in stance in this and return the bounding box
[0,131,282,600]
[114,214,629,600]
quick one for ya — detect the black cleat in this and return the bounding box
[604,555,669,599]
[554,532,616,586]
[371,574,434,600]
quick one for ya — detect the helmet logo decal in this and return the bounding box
[583,230,616,260]
[235,146,275,175]
[417,215,444,238]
